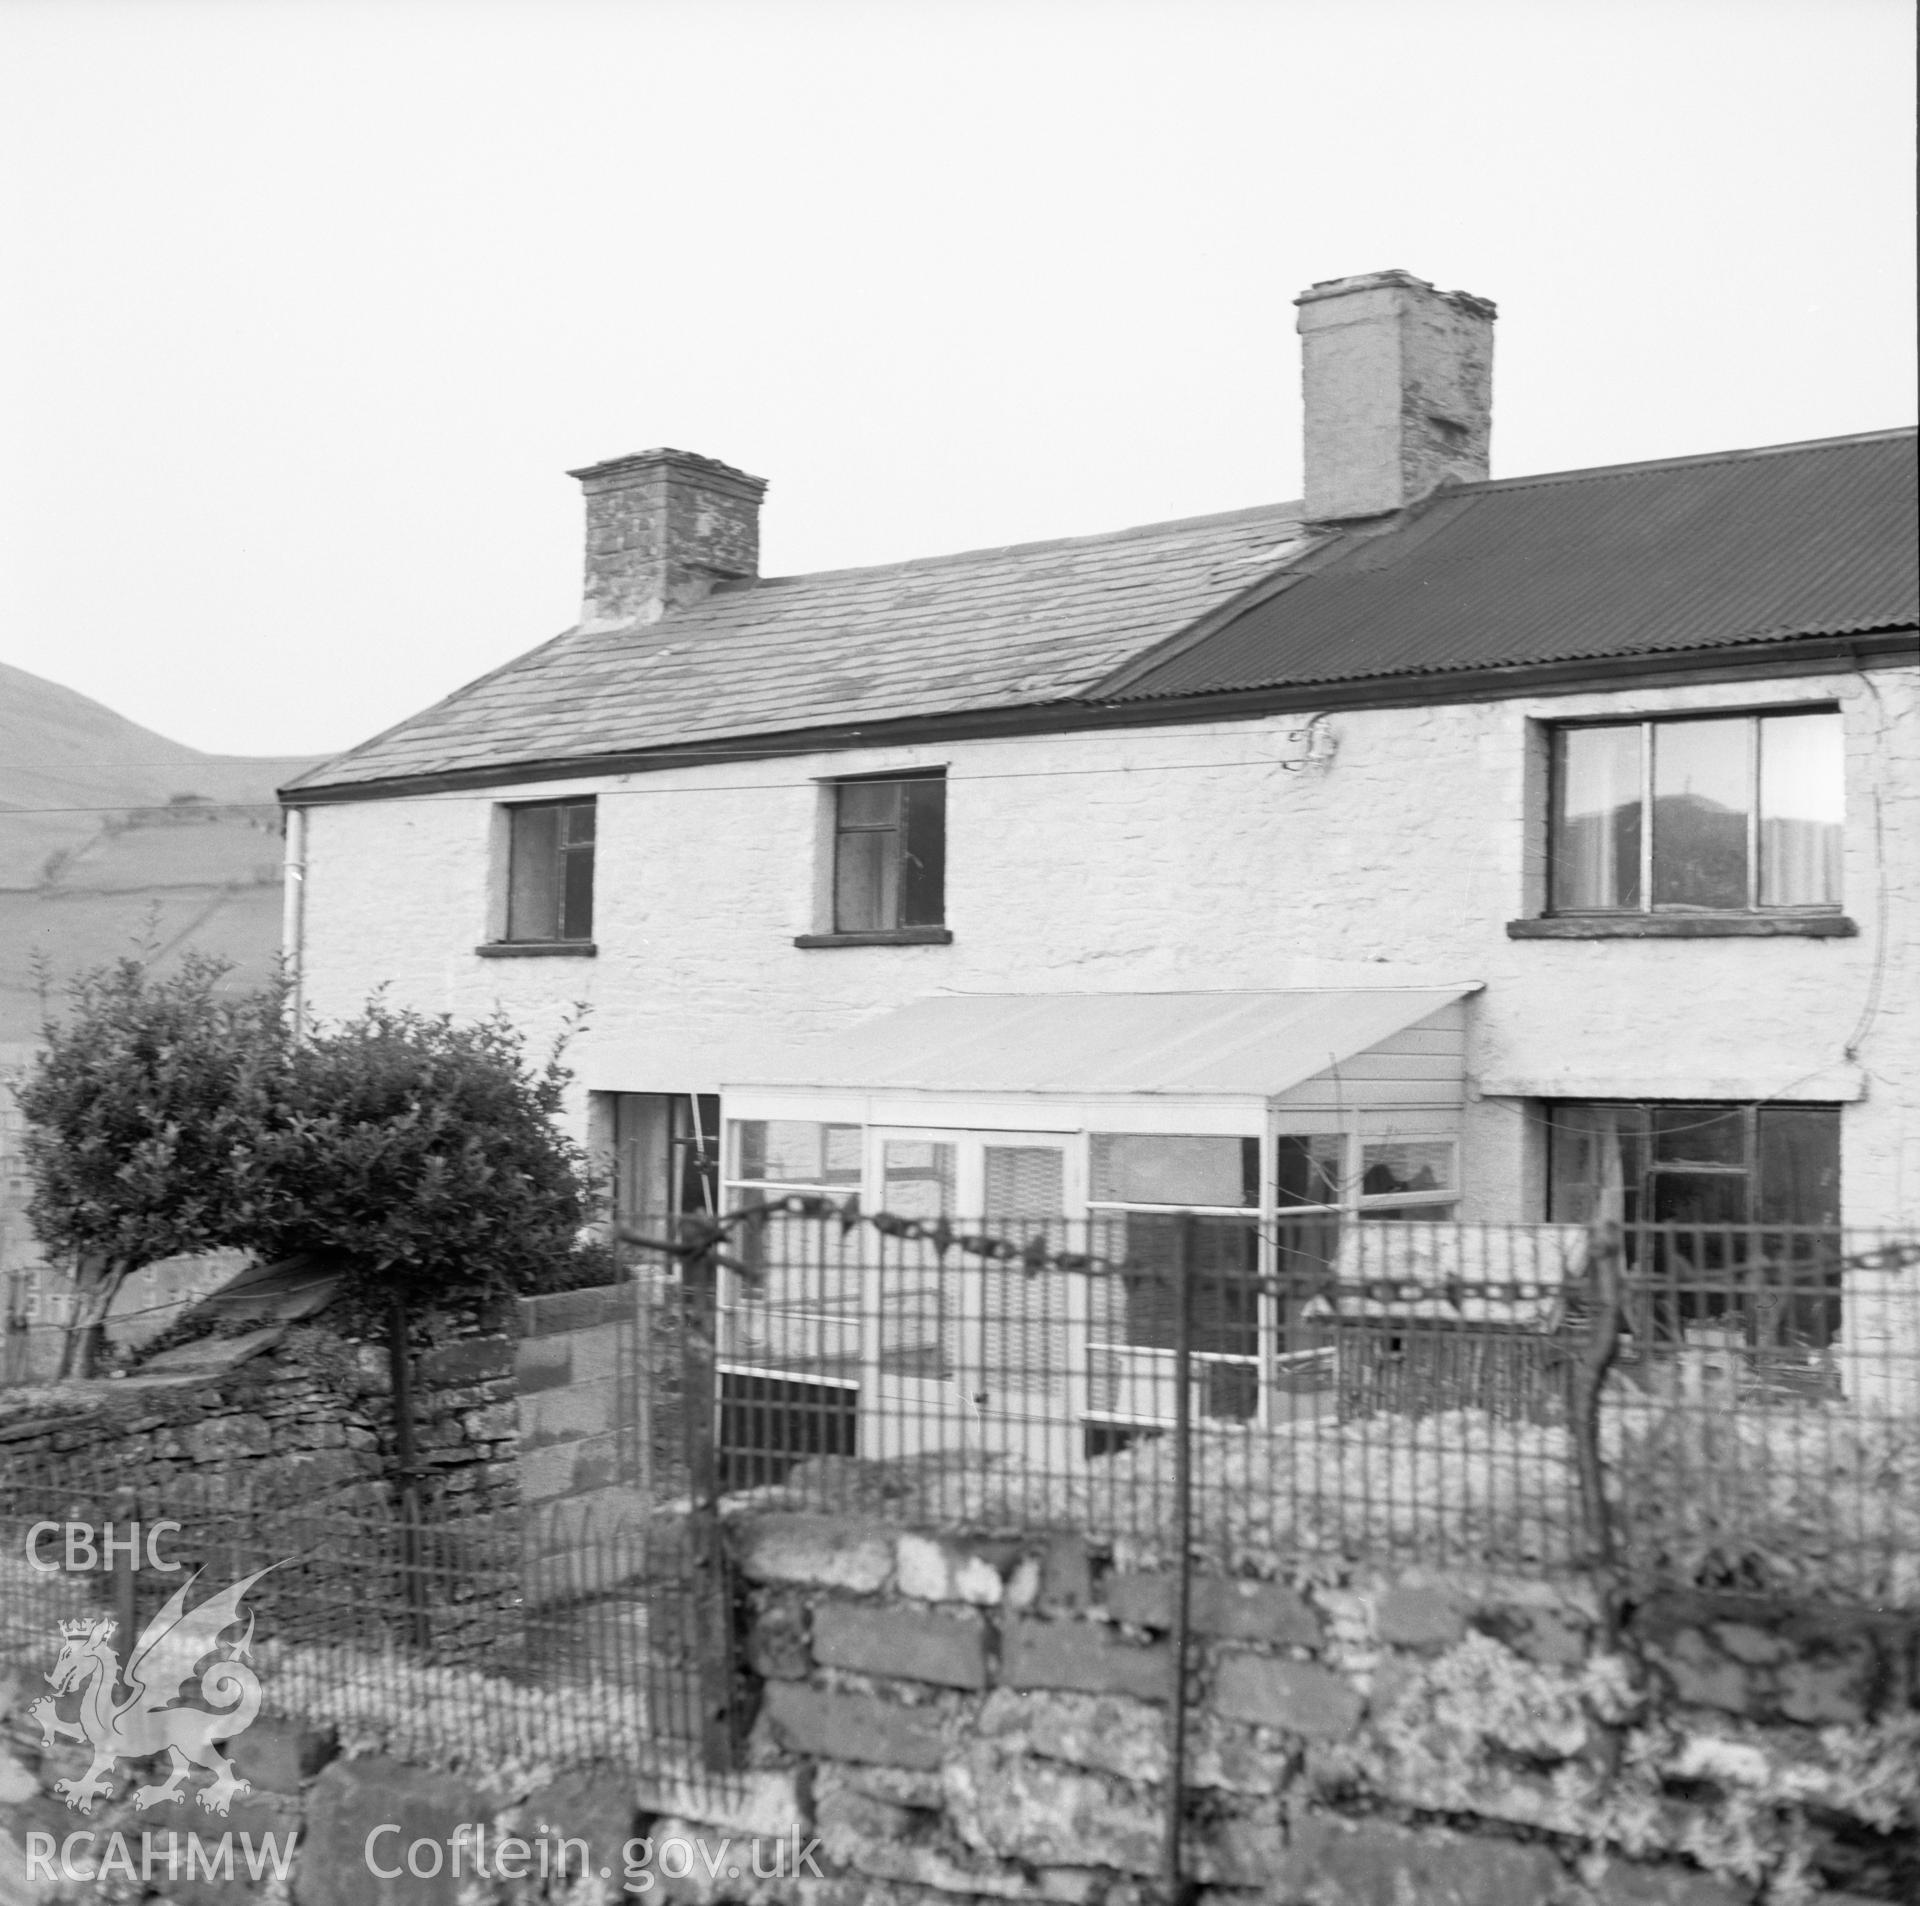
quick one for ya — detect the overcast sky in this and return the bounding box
[1,0,1913,760]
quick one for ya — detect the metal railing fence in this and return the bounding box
[0,1213,1912,1783]
[691,1211,1919,1604]
[0,1469,722,1778]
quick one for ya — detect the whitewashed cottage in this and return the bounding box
[282,271,1919,1452]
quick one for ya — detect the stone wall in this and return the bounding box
[0,1506,1910,1901]
[0,1321,518,1542]
[696,1511,1915,1904]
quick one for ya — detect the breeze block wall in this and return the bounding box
[517,1278,685,1603]
[518,1284,643,1546]
[640,1510,1920,1906]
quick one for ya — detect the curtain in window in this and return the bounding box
[1759,712,1844,907]
[1546,1104,1627,1226]
[1760,817,1842,908]
[1552,726,1641,910]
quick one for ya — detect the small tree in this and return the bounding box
[16,953,288,1376]
[242,999,591,1313]
[241,1000,592,1635]
[20,958,593,1388]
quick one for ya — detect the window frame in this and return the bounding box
[719,1117,870,1387]
[1542,1098,1844,1351]
[1542,1099,1841,1230]
[1272,1131,1461,1223]
[796,769,952,948]
[1085,1132,1268,1433]
[481,796,597,954]
[1268,1132,1460,1375]
[1541,706,1844,924]
[726,1117,867,1198]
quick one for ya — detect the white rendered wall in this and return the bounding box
[294,664,1918,1229]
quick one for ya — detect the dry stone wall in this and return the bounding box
[0,1322,519,1549]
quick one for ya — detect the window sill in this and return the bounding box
[1507,914,1855,940]
[475,941,598,958]
[793,928,954,948]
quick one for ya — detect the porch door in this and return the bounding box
[871,1130,1076,1419]
[977,1138,1074,1418]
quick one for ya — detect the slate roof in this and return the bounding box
[288,427,1917,799]
[1104,429,1919,702]
[288,504,1312,793]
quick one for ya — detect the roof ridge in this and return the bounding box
[1452,425,1917,498]
[724,428,1909,593]
[734,498,1305,591]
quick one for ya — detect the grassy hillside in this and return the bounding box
[0,661,328,1040]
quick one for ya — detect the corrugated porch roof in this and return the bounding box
[723,987,1477,1100]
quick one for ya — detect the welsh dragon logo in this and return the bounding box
[29,1567,271,1816]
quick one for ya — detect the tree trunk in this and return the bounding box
[59,1253,126,1379]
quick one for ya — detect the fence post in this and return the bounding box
[680,1225,738,1770]
[1160,1211,1197,1906]
[1571,1221,1625,1581]
[111,1512,137,1673]
[389,1289,431,1650]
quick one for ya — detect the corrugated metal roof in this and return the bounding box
[288,505,1311,793]
[723,987,1475,1100]
[1104,430,1918,702]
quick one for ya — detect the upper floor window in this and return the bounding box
[506,797,595,943]
[831,772,946,935]
[1550,710,1842,915]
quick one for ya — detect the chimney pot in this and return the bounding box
[568,448,769,629]
[1295,270,1496,523]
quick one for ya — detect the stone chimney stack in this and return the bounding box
[1295,270,1496,523]
[569,448,769,629]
